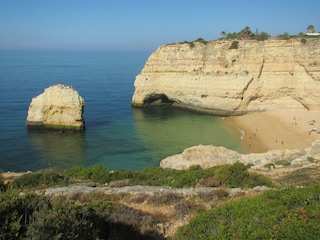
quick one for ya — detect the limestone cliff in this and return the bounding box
[26,84,85,130]
[132,38,320,115]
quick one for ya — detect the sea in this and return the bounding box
[0,50,244,172]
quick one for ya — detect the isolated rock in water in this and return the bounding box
[26,84,85,130]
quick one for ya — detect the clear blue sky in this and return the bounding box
[0,0,319,51]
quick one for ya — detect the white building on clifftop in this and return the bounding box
[306,32,320,36]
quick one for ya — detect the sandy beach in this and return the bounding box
[223,110,320,153]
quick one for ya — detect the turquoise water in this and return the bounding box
[0,51,244,172]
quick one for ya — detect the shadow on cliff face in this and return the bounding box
[143,93,174,106]
[27,129,88,169]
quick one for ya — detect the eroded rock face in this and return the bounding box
[26,84,85,130]
[160,140,320,170]
[132,39,320,115]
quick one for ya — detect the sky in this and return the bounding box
[0,0,319,51]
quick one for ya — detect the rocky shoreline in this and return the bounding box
[160,140,320,171]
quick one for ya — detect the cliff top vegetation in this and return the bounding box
[171,25,319,48]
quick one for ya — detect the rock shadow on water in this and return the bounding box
[27,128,88,169]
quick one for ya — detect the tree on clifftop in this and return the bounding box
[239,26,252,39]
[307,25,315,33]
[222,26,269,41]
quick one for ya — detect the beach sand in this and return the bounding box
[223,110,320,153]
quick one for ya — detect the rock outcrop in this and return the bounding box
[160,140,320,170]
[132,38,320,115]
[26,84,85,130]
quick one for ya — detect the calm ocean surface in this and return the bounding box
[0,50,244,172]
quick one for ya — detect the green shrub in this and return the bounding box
[307,156,315,163]
[84,165,111,183]
[173,184,320,239]
[194,38,208,44]
[0,191,45,239]
[178,38,207,48]
[66,164,272,189]
[213,162,273,188]
[169,166,206,188]
[278,32,290,40]
[253,31,270,41]
[0,191,162,240]
[275,159,291,166]
[301,38,307,44]
[229,40,239,49]
[214,162,249,187]
[65,165,111,184]
[26,198,101,239]
[222,27,270,41]
[64,165,87,178]
[246,173,273,188]
[189,42,195,48]
[0,174,5,192]
[10,170,67,189]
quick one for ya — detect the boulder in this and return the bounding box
[160,140,320,170]
[26,84,85,131]
[160,145,241,170]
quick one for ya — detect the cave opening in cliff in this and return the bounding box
[143,93,174,106]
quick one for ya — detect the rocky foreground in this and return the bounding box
[160,140,320,171]
[4,162,319,238]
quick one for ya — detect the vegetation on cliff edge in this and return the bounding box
[170,25,319,48]
[172,185,320,239]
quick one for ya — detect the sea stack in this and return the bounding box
[26,84,85,131]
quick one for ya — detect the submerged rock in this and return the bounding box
[26,84,85,131]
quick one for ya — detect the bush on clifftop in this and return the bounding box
[63,162,273,189]
[173,184,320,239]
[0,191,162,240]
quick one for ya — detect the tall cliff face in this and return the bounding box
[26,84,85,130]
[132,38,320,115]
